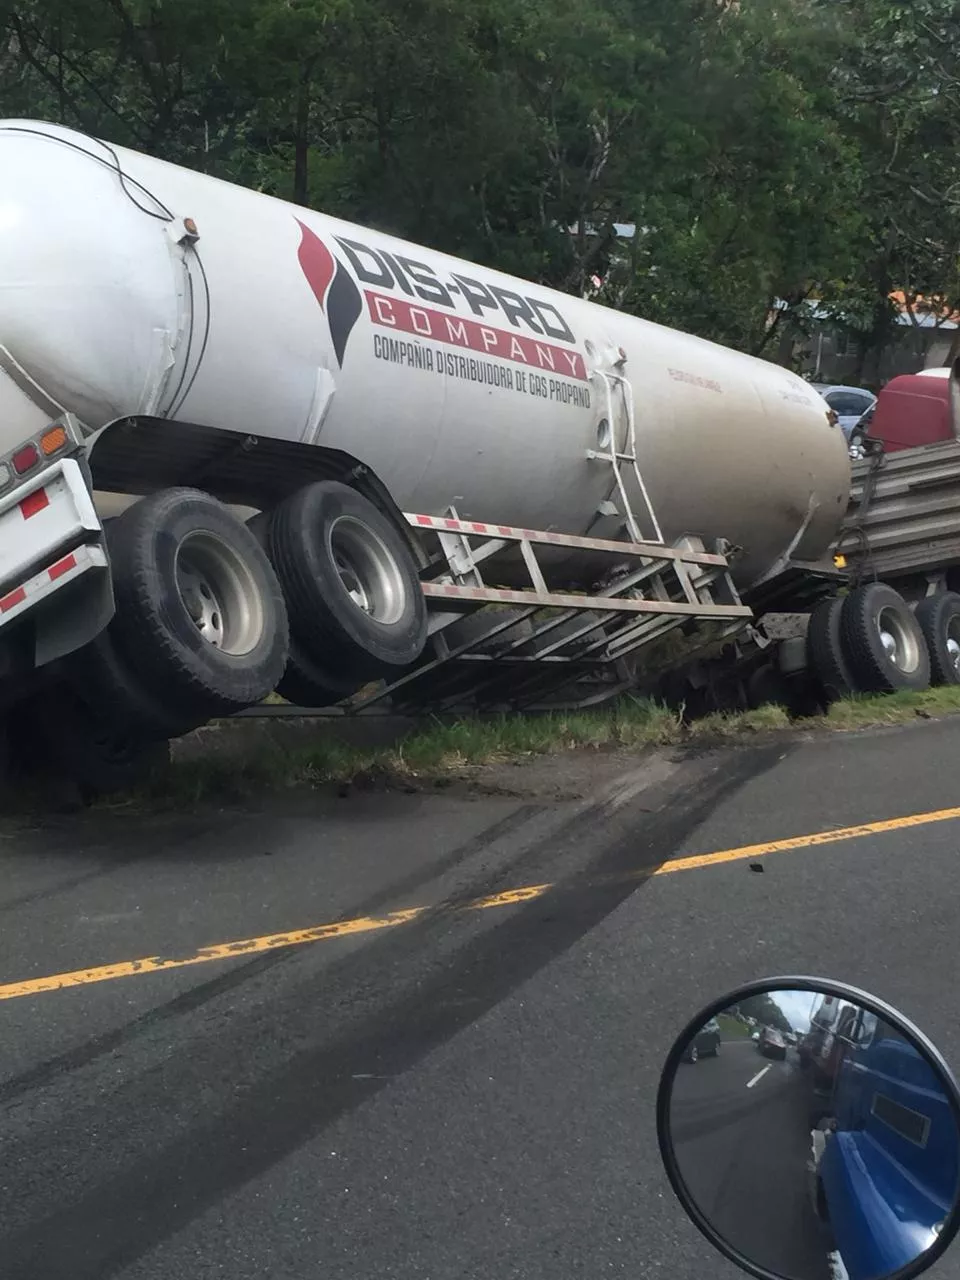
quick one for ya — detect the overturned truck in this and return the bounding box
[0,119,954,793]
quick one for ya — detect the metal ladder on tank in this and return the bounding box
[352,510,750,714]
[586,363,664,546]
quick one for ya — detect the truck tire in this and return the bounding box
[776,636,808,677]
[59,517,198,740]
[108,488,289,717]
[246,514,362,709]
[61,509,208,744]
[31,687,170,801]
[61,629,202,741]
[842,583,931,694]
[277,636,363,708]
[807,598,858,702]
[746,663,790,711]
[914,592,960,686]
[266,481,427,679]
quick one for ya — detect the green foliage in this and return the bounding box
[810,0,960,369]
[716,1012,752,1039]
[2,0,959,357]
[738,993,795,1035]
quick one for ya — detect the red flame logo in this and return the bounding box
[296,219,362,367]
[297,219,336,310]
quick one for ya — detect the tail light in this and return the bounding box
[41,425,68,455]
[12,443,39,475]
[0,418,77,493]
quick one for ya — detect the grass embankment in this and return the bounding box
[133,685,960,807]
[821,685,960,727]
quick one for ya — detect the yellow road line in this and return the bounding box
[3,805,959,1003]
[465,884,552,909]
[0,908,427,1002]
[652,805,960,875]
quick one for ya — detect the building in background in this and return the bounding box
[795,293,959,389]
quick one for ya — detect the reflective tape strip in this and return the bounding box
[19,488,49,520]
[0,545,106,625]
[0,585,26,613]
[49,551,78,581]
[411,512,585,544]
[1,551,78,610]
[404,512,727,565]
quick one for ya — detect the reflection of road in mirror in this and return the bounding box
[670,1028,833,1280]
[664,988,960,1280]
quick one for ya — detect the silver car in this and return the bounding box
[810,383,877,440]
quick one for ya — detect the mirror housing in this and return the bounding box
[656,977,960,1280]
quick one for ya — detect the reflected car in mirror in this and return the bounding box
[759,1026,788,1060]
[682,1016,721,1064]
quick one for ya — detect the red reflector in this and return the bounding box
[48,553,77,581]
[0,586,26,613]
[12,444,39,475]
[19,488,49,520]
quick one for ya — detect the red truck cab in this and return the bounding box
[863,365,960,453]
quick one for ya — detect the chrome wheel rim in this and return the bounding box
[175,531,264,656]
[876,606,921,673]
[329,517,405,625]
[947,621,960,678]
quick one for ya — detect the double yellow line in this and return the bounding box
[3,805,959,1003]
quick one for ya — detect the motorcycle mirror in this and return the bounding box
[656,978,960,1280]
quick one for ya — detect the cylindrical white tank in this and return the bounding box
[0,120,851,589]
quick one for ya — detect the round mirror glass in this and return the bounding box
[658,983,960,1280]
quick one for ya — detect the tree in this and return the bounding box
[0,0,265,163]
[601,0,864,354]
[815,0,960,380]
[1,0,955,368]
[738,993,795,1035]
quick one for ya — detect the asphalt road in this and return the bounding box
[670,1039,833,1279]
[4,716,960,1280]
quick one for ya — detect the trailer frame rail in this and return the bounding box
[264,508,753,716]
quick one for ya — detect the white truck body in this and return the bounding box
[0,117,959,799]
[17,120,955,782]
[0,120,850,606]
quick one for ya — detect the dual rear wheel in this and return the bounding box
[36,481,428,798]
[250,481,427,707]
[915,592,960,686]
[807,583,960,704]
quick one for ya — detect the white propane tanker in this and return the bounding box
[0,120,851,570]
[0,117,930,797]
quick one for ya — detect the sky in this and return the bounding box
[770,989,822,1033]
